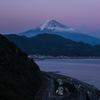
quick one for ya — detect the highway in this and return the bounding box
[42,77,55,100]
[44,72,99,100]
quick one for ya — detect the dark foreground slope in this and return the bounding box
[5,33,100,57]
[0,34,43,100]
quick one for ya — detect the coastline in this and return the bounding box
[28,55,100,60]
[43,71,100,99]
[35,59,100,91]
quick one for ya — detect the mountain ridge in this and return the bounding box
[5,33,100,56]
[18,20,100,46]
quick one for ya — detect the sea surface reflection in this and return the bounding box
[35,59,100,90]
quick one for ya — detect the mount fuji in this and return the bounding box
[18,20,100,45]
[18,20,79,36]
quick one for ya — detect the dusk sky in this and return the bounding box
[0,0,100,38]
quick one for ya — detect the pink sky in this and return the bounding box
[0,0,100,38]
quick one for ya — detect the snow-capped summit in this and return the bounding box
[18,19,79,37]
[38,20,68,31]
[35,20,77,32]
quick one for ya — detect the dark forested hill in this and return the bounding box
[0,34,43,100]
[5,33,100,56]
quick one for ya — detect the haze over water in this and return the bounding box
[35,59,100,90]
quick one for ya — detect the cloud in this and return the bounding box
[79,25,86,29]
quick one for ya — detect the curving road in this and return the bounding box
[43,72,99,100]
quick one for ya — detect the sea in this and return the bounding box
[35,59,100,90]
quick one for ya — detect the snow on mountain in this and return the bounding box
[34,20,78,33]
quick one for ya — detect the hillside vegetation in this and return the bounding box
[0,34,43,100]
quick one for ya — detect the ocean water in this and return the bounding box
[35,59,100,90]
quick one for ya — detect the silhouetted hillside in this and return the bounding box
[0,34,43,100]
[5,33,100,56]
